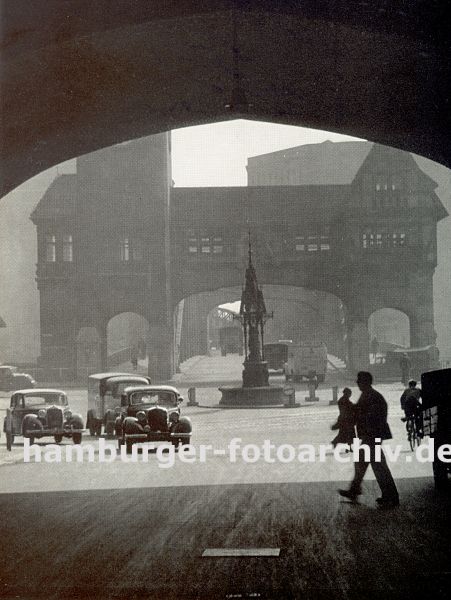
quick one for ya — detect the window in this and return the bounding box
[307,235,318,252]
[120,238,130,262]
[295,229,330,252]
[62,234,73,262]
[320,235,330,251]
[212,237,223,254]
[45,234,56,262]
[187,231,224,255]
[132,239,144,261]
[201,237,211,253]
[362,230,406,249]
[295,236,305,251]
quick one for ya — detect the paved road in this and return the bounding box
[0,355,449,599]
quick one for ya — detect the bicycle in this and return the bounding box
[403,414,422,451]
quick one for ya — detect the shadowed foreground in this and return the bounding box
[0,479,450,600]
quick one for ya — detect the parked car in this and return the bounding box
[87,372,151,436]
[421,368,451,489]
[3,388,84,451]
[0,365,36,392]
[115,385,192,453]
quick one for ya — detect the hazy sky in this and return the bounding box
[171,120,361,187]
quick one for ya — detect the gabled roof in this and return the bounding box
[248,140,443,191]
[247,141,373,185]
[30,174,77,221]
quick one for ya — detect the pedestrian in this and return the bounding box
[399,353,411,386]
[330,387,355,450]
[338,371,399,508]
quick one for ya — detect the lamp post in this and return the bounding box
[235,233,272,387]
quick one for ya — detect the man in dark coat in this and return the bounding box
[338,371,399,508]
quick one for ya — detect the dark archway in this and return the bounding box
[2,0,450,197]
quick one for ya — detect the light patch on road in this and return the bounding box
[202,548,280,557]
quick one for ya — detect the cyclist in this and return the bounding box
[400,379,422,436]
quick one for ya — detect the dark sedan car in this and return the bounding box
[3,389,84,450]
[115,385,192,453]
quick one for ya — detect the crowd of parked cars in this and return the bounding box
[1,369,192,454]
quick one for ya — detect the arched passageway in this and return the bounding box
[106,313,149,373]
[368,308,410,353]
[175,285,349,371]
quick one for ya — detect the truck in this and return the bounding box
[284,343,328,383]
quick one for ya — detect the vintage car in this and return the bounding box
[3,388,84,451]
[421,368,451,489]
[0,365,36,392]
[115,385,192,453]
[373,345,440,381]
[86,372,151,436]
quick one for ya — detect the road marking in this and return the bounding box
[202,548,280,557]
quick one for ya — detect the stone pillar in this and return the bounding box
[76,327,101,379]
[148,324,173,381]
[346,320,370,374]
[410,307,436,348]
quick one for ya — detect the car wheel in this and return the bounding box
[54,434,63,444]
[29,436,35,445]
[73,433,82,445]
[6,431,13,451]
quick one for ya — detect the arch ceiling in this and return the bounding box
[1,0,450,198]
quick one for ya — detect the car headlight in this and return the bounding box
[38,409,46,419]
[64,409,73,420]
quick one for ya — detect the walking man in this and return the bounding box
[338,371,399,508]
